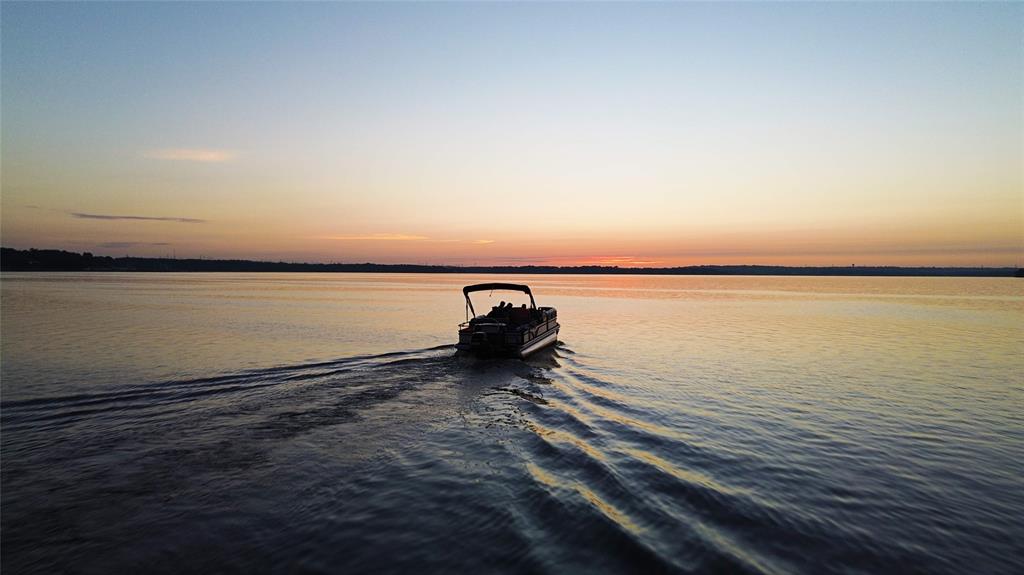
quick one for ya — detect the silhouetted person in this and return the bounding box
[511,303,530,324]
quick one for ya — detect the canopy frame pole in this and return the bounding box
[462,283,537,310]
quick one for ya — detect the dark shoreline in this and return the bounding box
[1,247,1020,277]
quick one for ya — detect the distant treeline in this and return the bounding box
[1,247,1020,277]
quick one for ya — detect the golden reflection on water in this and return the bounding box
[621,447,741,497]
[526,463,641,535]
[547,394,688,442]
[3,272,1019,404]
[547,371,632,404]
[526,421,607,462]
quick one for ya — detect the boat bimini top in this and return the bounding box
[462,283,536,318]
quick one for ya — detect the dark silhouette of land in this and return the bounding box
[2,247,1019,277]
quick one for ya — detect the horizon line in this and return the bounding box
[2,246,1019,272]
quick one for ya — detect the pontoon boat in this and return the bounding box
[456,283,559,358]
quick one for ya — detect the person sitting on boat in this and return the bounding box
[489,300,509,317]
[510,303,531,324]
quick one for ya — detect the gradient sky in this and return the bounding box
[2,2,1021,266]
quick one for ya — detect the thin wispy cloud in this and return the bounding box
[318,234,431,241]
[72,212,206,223]
[651,245,1023,259]
[317,234,494,244]
[491,256,552,263]
[483,255,662,266]
[143,148,237,163]
[588,256,662,266]
[97,242,171,248]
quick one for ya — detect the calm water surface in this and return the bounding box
[2,273,1022,573]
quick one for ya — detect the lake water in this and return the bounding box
[2,273,1022,574]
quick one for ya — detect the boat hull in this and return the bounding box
[456,324,559,358]
[517,326,559,358]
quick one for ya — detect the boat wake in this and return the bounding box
[3,342,847,574]
[2,344,458,427]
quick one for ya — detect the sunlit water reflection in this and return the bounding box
[2,273,1021,573]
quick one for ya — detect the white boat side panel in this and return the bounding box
[518,328,559,358]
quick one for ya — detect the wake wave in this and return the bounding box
[3,339,792,574]
[1,344,458,427]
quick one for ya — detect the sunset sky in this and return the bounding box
[2,2,1021,266]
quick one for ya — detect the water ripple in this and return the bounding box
[4,272,1022,575]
